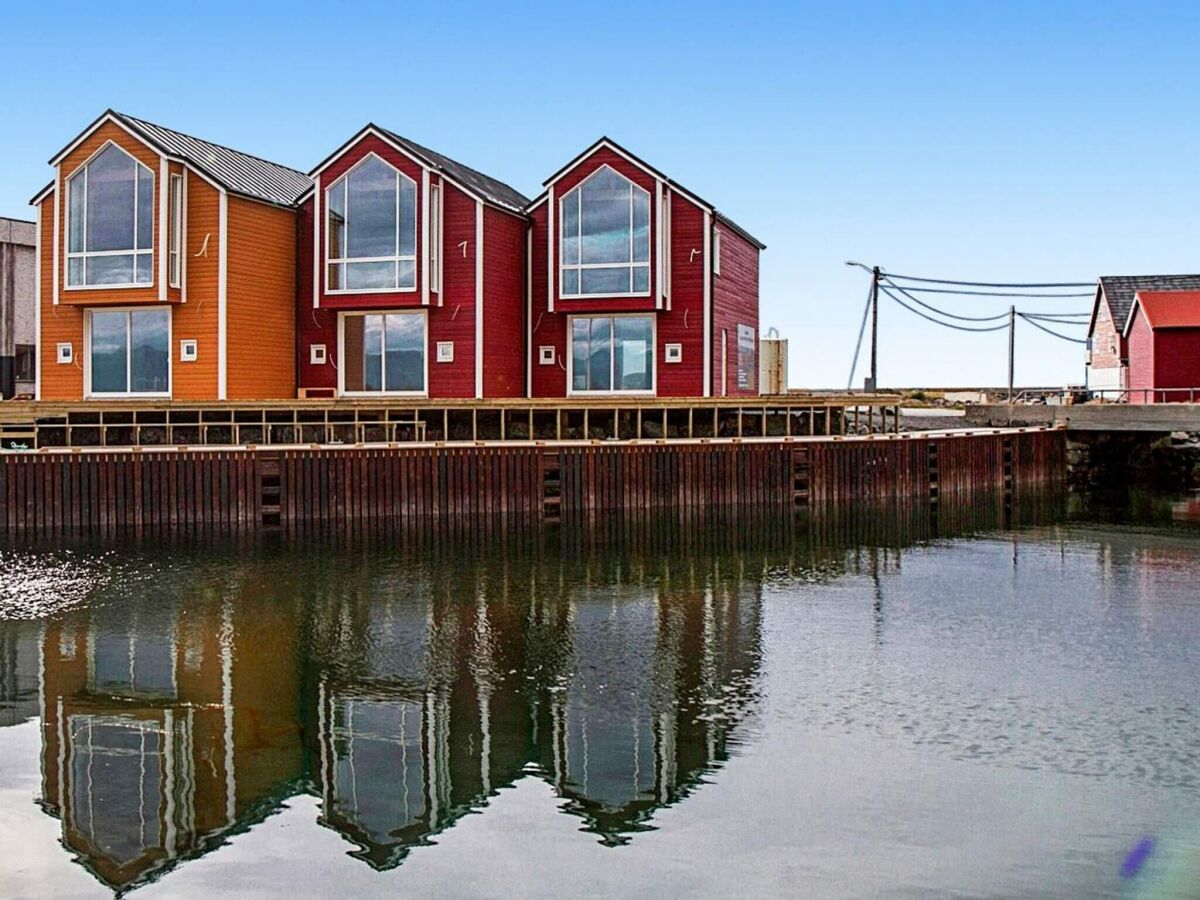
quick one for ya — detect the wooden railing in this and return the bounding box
[0,395,904,450]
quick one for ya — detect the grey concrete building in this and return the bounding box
[1,216,36,398]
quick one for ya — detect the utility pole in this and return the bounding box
[868,266,880,392]
[1007,305,1016,404]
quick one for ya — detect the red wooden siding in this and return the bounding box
[712,225,760,397]
[428,182,478,398]
[656,193,705,396]
[1126,306,1154,403]
[1153,329,1200,401]
[482,206,527,397]
[529,203,566,396]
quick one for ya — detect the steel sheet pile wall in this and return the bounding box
[0,431,1064,535]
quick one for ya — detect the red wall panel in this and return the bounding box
[712,226,760,397]
[482,207,527,397]
[1126,307,1154,403]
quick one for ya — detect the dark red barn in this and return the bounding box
[1123,291,1200,403]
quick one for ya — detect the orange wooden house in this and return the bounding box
[31,111,310,401]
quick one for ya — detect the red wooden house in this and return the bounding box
[296,126,530,399]
[527,138,765,399]
[1123,290,1200,403]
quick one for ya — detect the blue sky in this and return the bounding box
[2,1,1197,388]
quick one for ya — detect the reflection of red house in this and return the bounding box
[1123,291,1200,403]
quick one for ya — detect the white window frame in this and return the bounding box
[337,310,428,397]
[429,183,442,293]
[559,165,652,300]
[64,141,155,291]
[168,173,183,288]
[325,153,417,295]
[83,306,172,399]
[713,229,722,276]
[566,313,656,397]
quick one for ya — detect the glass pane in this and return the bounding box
[132,633,175,696]
[137,165,154,250]
[398,258,416,289]
[399,178,416,256]
[384,314,425,392]
[68,174,85,253]
[328,262,343,291]
[588,317,612,391]
[581,266,631,295]
[346,260,397,291]
[571,319,589,391]
[93,630,132,690]
[86,145,136,252]
[130,310,169,393]
[633,188,650,262]
[135,252,154,284]
[362,315,383,391]
[68,257,84,287]
[91,311,128,393]
[327,182,346,259]
[561,189,580,265]
[562,268,579,296]
[346,157,397,259]
[632,265,649,293]
[86,254,135,286]
[614,317,653,391]
[580,168,632,265]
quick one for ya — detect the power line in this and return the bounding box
[884,271,1093,289]
[878,285,1094,299]
[1017,313,1088,344]
[880,279,1010,322]
[879,286,1010,332]
[1021,313,1090,325]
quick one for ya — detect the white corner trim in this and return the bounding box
[218,189,228,400]
[547,184,555,313]
[525,227,532,397]
[475,200,484,399]
[702,209,712,397]
[158,158,168,301]
[655,180,664,311]
[312,174,321,309]
[52,171,60,305]
[181,169,189,302]
[421,169,430,306]
[34,202,42,399]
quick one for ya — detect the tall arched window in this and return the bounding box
[66,143,154,287]
[327,155,417,292]
[560,166,651,297]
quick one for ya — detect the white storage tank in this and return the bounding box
[759,328,788,395]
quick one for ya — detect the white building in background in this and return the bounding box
[0,216,36,398]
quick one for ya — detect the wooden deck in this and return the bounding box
[0,395,903,449]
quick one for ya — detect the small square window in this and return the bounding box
[179,339,198,362]
[664,343,683,364]
[436,341,454,363]
[310,344,327,365]
[539,346,555,366]
[57,343,73,365]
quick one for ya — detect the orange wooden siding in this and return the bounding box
[225,196,297,399]
[173,175,221,400]
[38,193,84,399]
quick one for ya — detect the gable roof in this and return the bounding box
[50,110,311,207]
[1092,274,1200,336]
[533,137,766,249]
[375,127,531,214]
[1124,291,1200,336]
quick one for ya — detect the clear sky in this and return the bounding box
[2,1,1197,388]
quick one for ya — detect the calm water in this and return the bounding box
[2,498,1200,898]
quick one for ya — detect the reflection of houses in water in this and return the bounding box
[27,546,767,890]
[36,578,304,893]
[0,621,40,727]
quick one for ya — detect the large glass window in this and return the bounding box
[88,309,170,396]
[342,312,425,394]
[327,155,417,292]
[571,315,654,393]
[560,166,650,297]
[67,143,155,287]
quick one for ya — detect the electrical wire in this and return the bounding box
[1020,313,1090,325]
[847,280,874,389]
[884,271,1093,289]
[1017,314,1088,344]
[876,285,1094,299]
[880,279,1010,322]
[880,286,1010,332]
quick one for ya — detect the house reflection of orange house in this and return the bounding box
[38,578,304,893]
